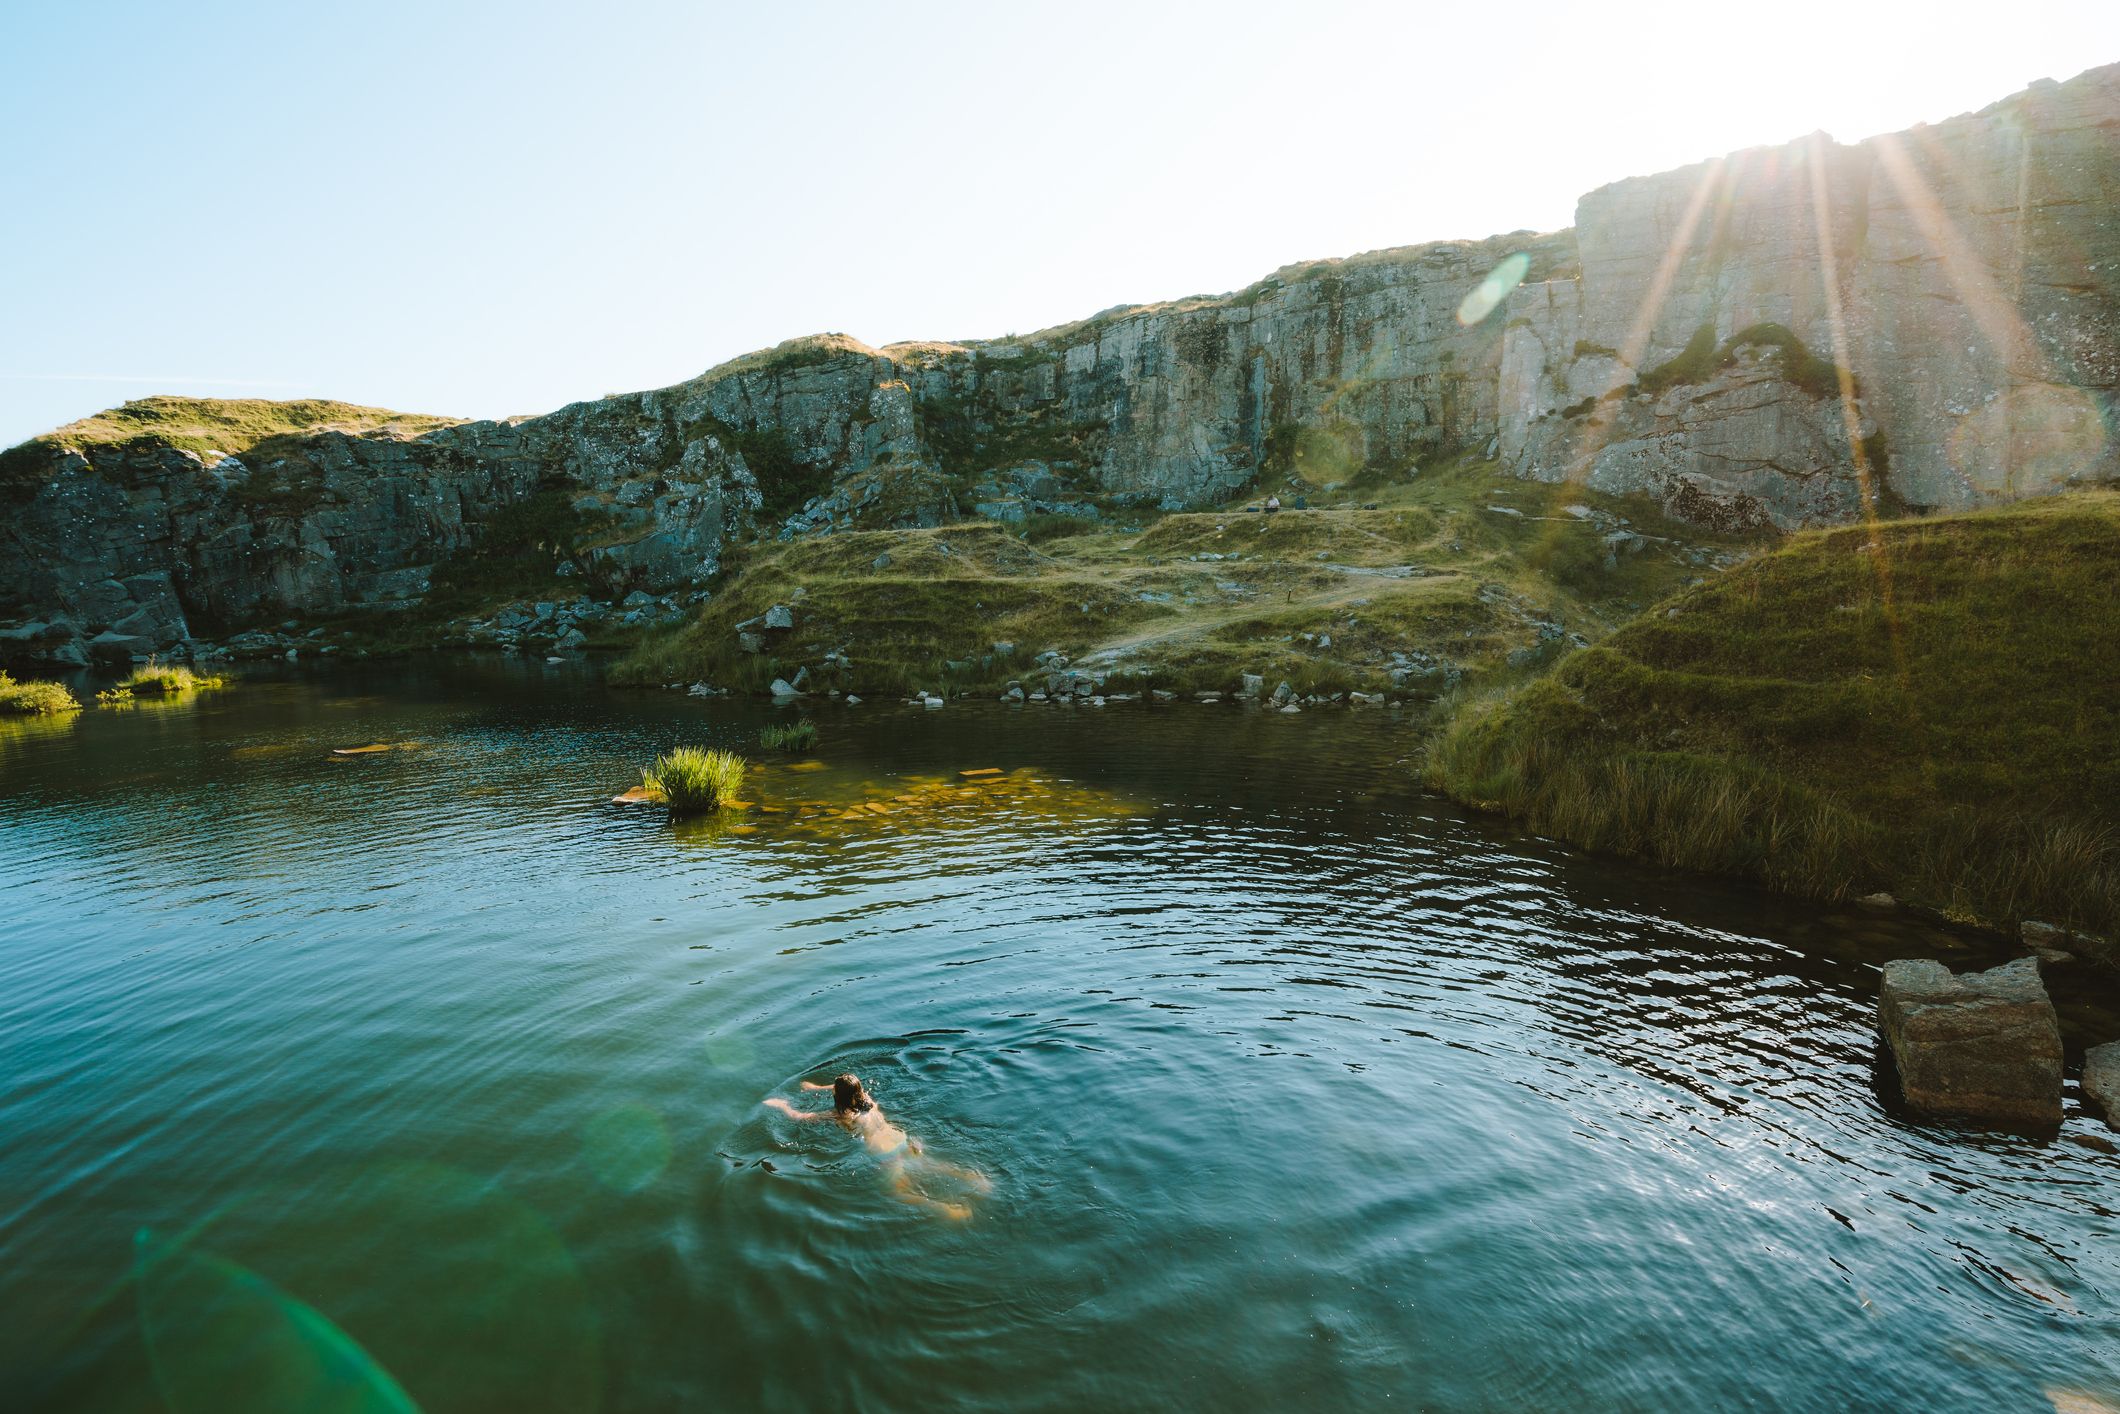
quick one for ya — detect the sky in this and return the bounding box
[3,1,2117,446]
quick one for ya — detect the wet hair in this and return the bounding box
[832,1074,873,1114]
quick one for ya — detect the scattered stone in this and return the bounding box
[2023,919,2069,950]
[1878,958,2063,1129]
[872,553,893,570]
[992,641,1015,656]
[2022,920,2119,976]
[738,632,764,654]
[764,604,796,631]
[1151,689,1175,701]
[1239,673,1264,698]
[844,694,862,705]
[769,678,803,698]
[1855,892,1898,913]
[1271,680,1294,706]
[1194,692,1222,703]
[2083,1043,2120,1131]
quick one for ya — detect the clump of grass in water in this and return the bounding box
[97,658,226,704]
[0,670,81,715]
[759,719,818,752]
[641,747,746,817]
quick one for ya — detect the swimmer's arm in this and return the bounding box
[764,1097,828,1121]
[798,1080,833,1092]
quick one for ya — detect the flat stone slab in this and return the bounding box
[2084,1042,2120,1132]
[1879,957,2062,1130]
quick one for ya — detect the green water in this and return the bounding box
[2,657,2116,1412]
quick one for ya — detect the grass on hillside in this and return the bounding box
[1428,491,2120,935]
[641,747,747,817]
[96,659,226,705]
[0,671,81,715]
[615,459,1755,700]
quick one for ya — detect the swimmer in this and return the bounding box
[765,1073,991,1219]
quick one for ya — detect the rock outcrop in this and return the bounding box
[1878,957,2064,1129]
[3,63,2115,651]
[1501,65,2119,527]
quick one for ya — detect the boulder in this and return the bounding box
[1878,958,2062,1129]
[737,632,764,655]
[1239,673,1264,698]
[768,678,803,698]
[764,604,796,631]
[2084,1042,2120,1132]
[87,631,153,666]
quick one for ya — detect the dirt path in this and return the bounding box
[1075,564,1457,667]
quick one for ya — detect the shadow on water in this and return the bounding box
[2,654,2117,1412]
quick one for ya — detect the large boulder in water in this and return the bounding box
[2084,1042,2120,1132]
[1878,957,2062,1130]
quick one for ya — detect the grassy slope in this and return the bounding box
[614,458,1762,699]
[18,396,462,459]
[1429,492,2120,934]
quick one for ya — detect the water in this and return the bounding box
[2,658,2116,1413]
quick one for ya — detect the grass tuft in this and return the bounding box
[759,719,818,753]
[96,658,227,705]
[0,671,81,715]
[641,746,747,817]
[96,661,230,708]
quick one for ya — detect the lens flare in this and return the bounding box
[135,1230,419,1414]
[1455,252,1531,327]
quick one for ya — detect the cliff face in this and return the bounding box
[3,63,2114,656]
[1501,65,2119,524]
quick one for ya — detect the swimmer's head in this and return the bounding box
[832,1074,874,1114]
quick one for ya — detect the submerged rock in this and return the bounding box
[1878,958,2062,1130]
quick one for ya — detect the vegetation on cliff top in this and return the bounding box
[1428,491,2120,935]
[9,397,462,460]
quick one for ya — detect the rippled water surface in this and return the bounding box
[3,658,2117,1412]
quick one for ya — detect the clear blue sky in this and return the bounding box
[4,0,2116,446]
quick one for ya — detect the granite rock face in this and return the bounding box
[3,64,2115,648]
[1503,64,2119,527]
[1878,957,2063,1129]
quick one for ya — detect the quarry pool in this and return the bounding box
[2,656,2116,1412]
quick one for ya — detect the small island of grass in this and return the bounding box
[96,659,227,706]
[0,671,82,715]
[760,720,818,752]
[640,746,747,817]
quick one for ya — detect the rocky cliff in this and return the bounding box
[3,63,2114,659]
